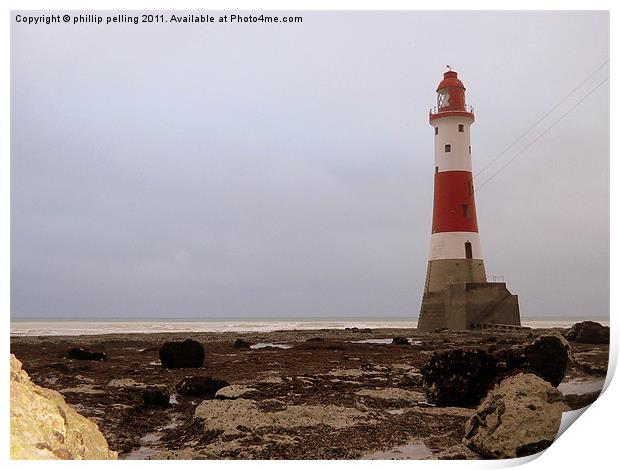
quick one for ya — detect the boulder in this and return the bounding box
[141,387,170,407]
[233,338,253,349]
[421,349,498,407]
[565,321,609,344]
[10,354,116,460]
[463,373,568,459]
[159,339,204,368]
[176,376,229,397]
[392,337,410,346]
[495,334,571,386]
[66,348,106,361]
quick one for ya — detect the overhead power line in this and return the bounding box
[475,75,609,192]
[474,59,610,179]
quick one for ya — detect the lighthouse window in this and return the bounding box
[469,146,471,154]
[458,124,464,132]
[445,144,451,153]
[435,127,438,135]
[437,89,450,108]
[462,204,470,218]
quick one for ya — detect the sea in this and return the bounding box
[9,317,610,337]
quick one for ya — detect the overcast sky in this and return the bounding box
[11,11,609,319]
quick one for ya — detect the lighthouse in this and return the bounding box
[417,69,521,332]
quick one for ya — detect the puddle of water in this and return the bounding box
[148,360,161,366]
[386,409,407,415]
[363,442,433,460]
[352,338,393,344]
[121,432,161,460]
[351,338,422,345]
[250,343,292,349]
[169,394,179,405]
[558,377,605,395]
[121,415,183,460]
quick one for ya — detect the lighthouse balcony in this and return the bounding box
[429,105,475,124]
[429,105,474,116]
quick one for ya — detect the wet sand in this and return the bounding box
[10,327,608,459]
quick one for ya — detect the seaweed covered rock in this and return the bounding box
[565,321,609,344]
[159,339,204,368]
[495,334,571,386]
[66,347,106,361]
[391,337,410,346]
[233,338,253,349]
[10,354,116,460]
[141,387,170,407]
[463,373,568,459]
[176,376,230,397]
[421,349,498,407]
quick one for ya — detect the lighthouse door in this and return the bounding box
[465,241,473,259]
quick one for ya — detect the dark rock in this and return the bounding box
[495,334,571,386]
[142,387,170,407]
[564,390,602,410]
[66,348,106,361]
[421,349,498,407]
[159,339,204,368]
[176,376,229,397]
[565,321,609,344]
[233,338,253,349]
[305,337,324,342]
[392,337,410,346]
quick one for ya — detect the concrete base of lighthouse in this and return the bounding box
[418,281,521,332]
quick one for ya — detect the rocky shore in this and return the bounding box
[10,324,609,460]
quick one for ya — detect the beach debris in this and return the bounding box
[66,347,106,361]
[495,334,571,386]
[176,376,229,397]
[159,339,204,368]
[463,373,568,459]
[391,337,410,346]
[233,338,253,348]
[421,349,498,407]
[141,387,170,407]
[565,321,609,344]
[10,354,116,460]
[215,385,257,399]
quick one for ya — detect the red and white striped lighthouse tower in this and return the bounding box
[426,69,486,291]
[418,69,520,332]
